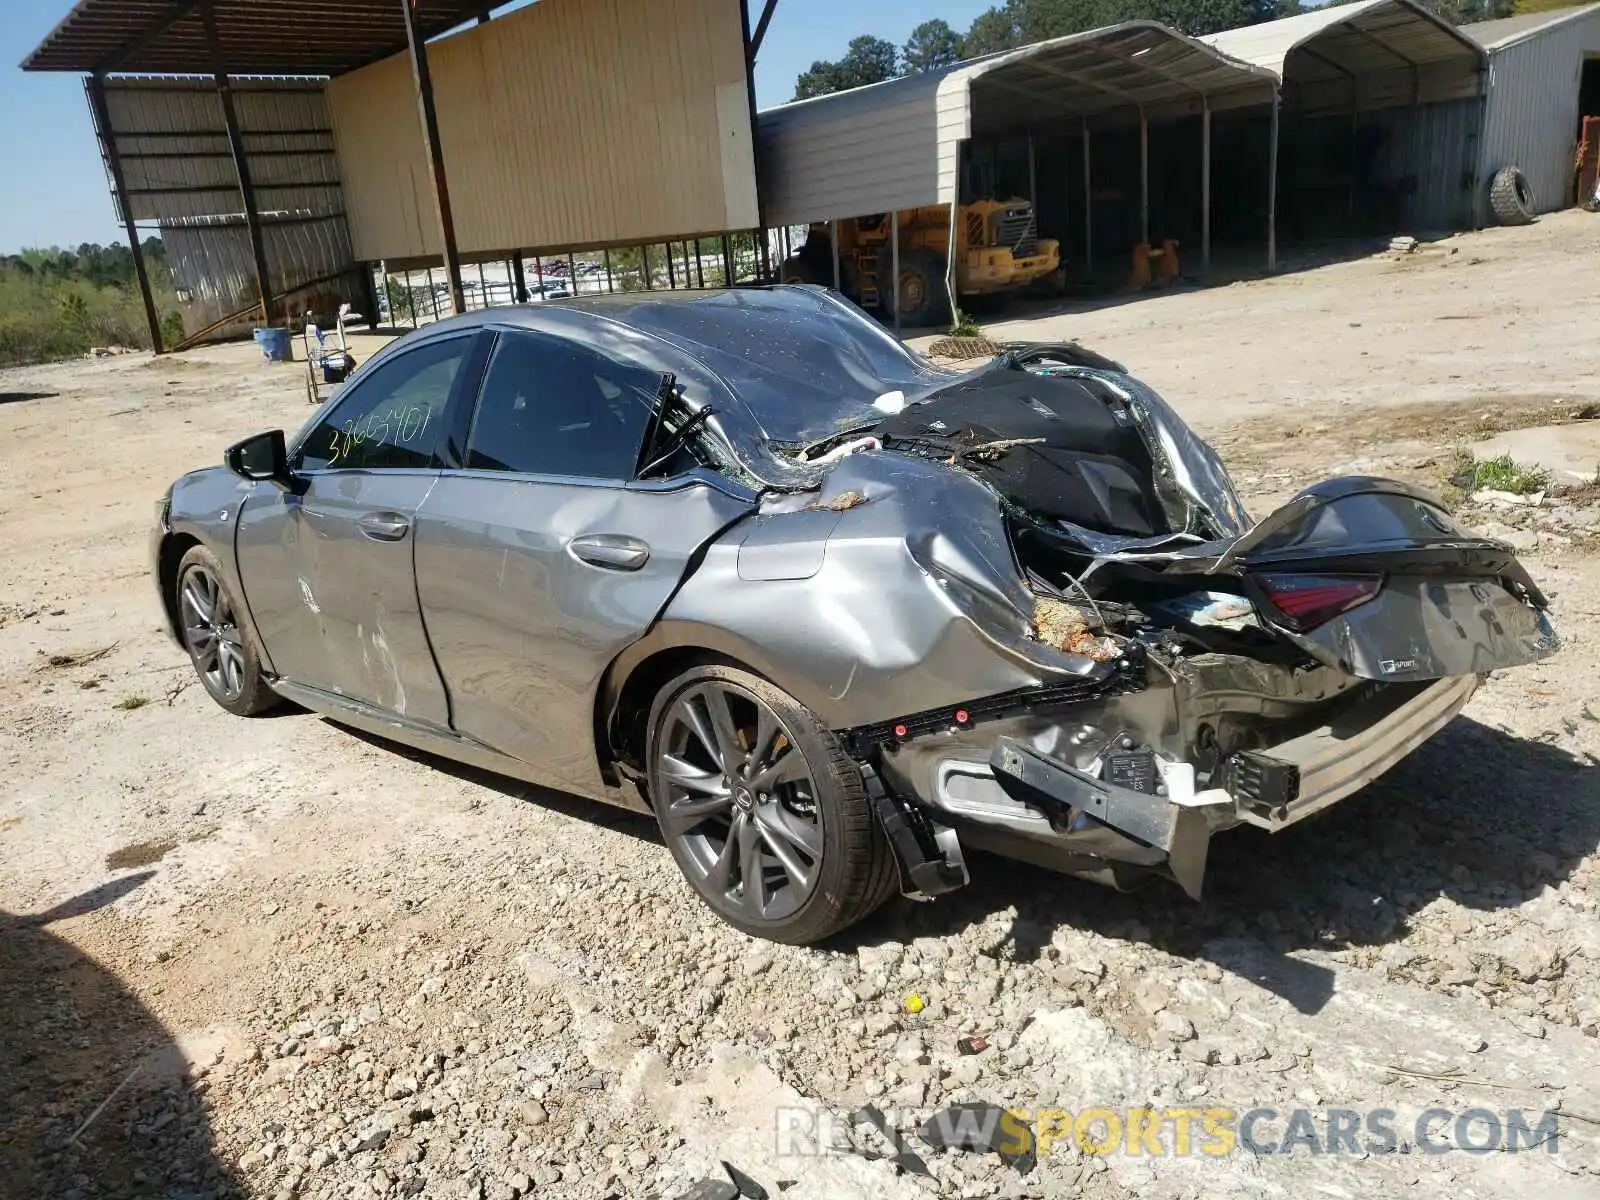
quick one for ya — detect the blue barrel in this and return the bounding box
[254,327,292,362]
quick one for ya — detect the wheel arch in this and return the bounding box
[157,531,201,644]
[596,620,836,777]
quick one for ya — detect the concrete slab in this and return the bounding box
[1468,421,1600,484]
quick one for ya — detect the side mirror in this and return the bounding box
[225,429,294,489]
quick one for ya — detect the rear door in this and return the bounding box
[413,328,754,796]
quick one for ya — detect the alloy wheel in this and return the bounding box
[656,681,823,923]
[179,564,246,701]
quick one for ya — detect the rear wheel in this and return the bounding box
[174,545,279,717]
[646,664,897,944]
[894,249,950,327]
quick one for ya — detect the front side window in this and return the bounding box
[465,330,661,480]
[295,336,468,472]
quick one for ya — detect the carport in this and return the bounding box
[1206,0,1488,240]
[760,21,1279,317]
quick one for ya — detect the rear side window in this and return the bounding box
[465,330,660,480]
[295,336,468,471]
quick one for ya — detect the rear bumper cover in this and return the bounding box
[944,674,1479,897]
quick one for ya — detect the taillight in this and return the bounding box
[1256,574,1381,630]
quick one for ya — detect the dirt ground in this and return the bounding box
[2,212,1599,1200]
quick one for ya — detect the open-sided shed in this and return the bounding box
[23,0,769,351]
[760,21,1278,301]
[1207,0,1487,236]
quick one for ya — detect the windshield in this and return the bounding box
[606,288,958,445]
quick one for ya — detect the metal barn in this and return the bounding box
[1465,3,1600,216]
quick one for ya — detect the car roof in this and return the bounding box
[393,286,953,445]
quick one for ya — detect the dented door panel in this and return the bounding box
[412,471,753,797]
[233,470,450,725]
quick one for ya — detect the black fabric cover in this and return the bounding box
[878,369,1165,536]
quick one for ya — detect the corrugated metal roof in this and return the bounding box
[957,20,1276,125]
[24,0,504,75]
[1204,0,1485,80]
[1463,3,1600,49]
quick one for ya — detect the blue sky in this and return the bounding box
[0,0,993,254]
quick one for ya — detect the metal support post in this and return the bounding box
[87,74,164,354]
[1202,98,1211,276]
[201,0,271,324]
[401,0,464,315]
[831,220,841,292]
[1139,109,1150,248]
[890,209,902,334]
[1027,128,1037,209]
[1081,117,1093,281]
[1267,89,1280,273]
[512,251,528,302]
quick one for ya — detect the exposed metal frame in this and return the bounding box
[200,0,272,324]
[889,209,901,333]
[747,0,778,62]
[86,72,163,354]
[1201,97,1211,275]
[1081,117,1092,281]
[400,0,464,316]
[1267,87,1280,272]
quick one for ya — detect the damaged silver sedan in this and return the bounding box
[152,287,1559,943]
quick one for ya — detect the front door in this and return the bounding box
[234,332,478,727]
[413,328,754,796]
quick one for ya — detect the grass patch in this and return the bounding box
[114,694,150,711]
[1459,453,1549,495]
[948,309,982,338]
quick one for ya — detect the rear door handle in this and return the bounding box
[358,510,411,541]
[568,533,650,571]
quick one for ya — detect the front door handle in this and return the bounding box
[568,533,649,571]
[358,511,411,541]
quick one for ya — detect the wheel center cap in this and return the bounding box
[732,785,756,812]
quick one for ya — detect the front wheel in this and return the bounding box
[646,664,898,944]
[174,545,279,716]
[894,249,950,327]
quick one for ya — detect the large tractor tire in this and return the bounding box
[1488,166,1535,227]
[780,254,826,286]
[893,249,950,328]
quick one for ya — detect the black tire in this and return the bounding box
[173,545,279,717]
[645,663,898,944]
[1489,166,1535,227]
[780,254,825,286]
[893,248,950,327]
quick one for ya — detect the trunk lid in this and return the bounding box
[1195,478,1557,682]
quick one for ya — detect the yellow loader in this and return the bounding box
[781,199,1061,325]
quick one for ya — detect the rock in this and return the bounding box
[1502,932,1565,982]
[1156,1012,1196,1043]
[517,1102,548,1127]
[350,1125,390,1153]
[947,1057,983,1087]
[385,1074,418,1099]
[894,1033,928,1066]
